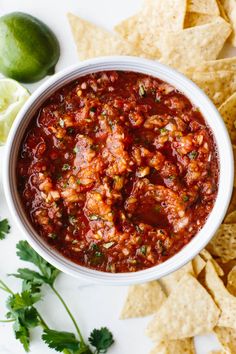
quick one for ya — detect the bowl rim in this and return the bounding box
[3,55,234,285]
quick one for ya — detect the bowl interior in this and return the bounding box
[4,56,234,285]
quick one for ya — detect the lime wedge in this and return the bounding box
[0,78,30,145]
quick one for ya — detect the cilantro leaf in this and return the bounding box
[0,218,10,240]
[10,268,47,285]
[89,327,114,353]
[16,241,60,285]
[42,329,81,352]
[7,291,41,311]
[13,318,30,352]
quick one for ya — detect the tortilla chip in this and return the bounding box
[221,0,236,46]
[205,261,236,329]
[184,57,236,74]
[215,326,236,353]
[227,265,236,296]
[216,0,230,21]
[192,254,206,276]
[184,12,218,28]
[224,210,236,223]
[120,281,166,319]
[159,261,194,295]
[150,338,195,354]
[146,274,220,341]
[67,13,142,60]
[159,18,231,70]
[200,249,224,276]
[219,92,236,138]
[207,224,236,262]
[226,187,236,215]
[115,0,187,58]
[187,70,236,107]
[188,0,220,15]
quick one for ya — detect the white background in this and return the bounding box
[0,1,227,353]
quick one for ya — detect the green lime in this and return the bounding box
[0,78,30,144]
[0,12,60,83]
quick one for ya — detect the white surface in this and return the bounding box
[0,0,230,353]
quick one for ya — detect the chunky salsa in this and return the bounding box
[17,71,219,273]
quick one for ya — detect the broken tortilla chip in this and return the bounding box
[120,281,166,319]
[150,338,195,354]
[159,261,194,295]
[115,0,187,59]
[188,0,220,15]
[67,13,142,60]
[219,92,236,138]
[207,224,236,262]
[205,261,236,330]
[187,70,236,107]
[215,326,236,354]
[146,273,220,341]
[227,265,236,296]
[221,0,236,46]
[159,18,231,70]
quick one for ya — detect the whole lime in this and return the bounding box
[0,12,60,83]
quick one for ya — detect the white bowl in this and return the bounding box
[3,56,234,285]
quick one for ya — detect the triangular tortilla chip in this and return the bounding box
[115,0,187,58]
[159,261,194,295]
[120,281,166,319]
[188,0,220,15]
[192,255,206,276]
[184,57,236,73]
[159,18,231,70]
[205,261,236,329]
[67,13,142,60]
[227,265,236,296]
[199,249,224,276]
[187,70,236,107]
[219,92,236,138]
[146,274,220,341]
[184,12,218,28]
[215,326,236,353]
[221,0,236,46]
[150,338,195,354]
[207,224,236,262]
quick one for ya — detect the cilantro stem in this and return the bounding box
[50,285,86,346]
[37,311,49,330]
[0,319,14,322]
[0,279,14,294]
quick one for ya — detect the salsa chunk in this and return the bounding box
[17,71,219,273]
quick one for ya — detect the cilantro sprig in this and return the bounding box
[0,240,114,354]
[0,218,10,240]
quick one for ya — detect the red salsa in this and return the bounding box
[17,71,219,273]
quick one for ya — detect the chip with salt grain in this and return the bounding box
[205,260,236,330]
[149,338,195,354]
[227,265,236,296]
[187,70,236,107]
[207,224,236,262]
[120,281,166,319]
[219,92,236,137]
[188,0,220,15]
[221,0,236,46]
[159,261,194,295]
[146,273,220,341]
[192,254,206,276]
[159,18,231,70]
[114,0,187,59]
[67,13,142,60]
[184,57,236,74]
[215,326,236,353]
[184,12,218,28]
